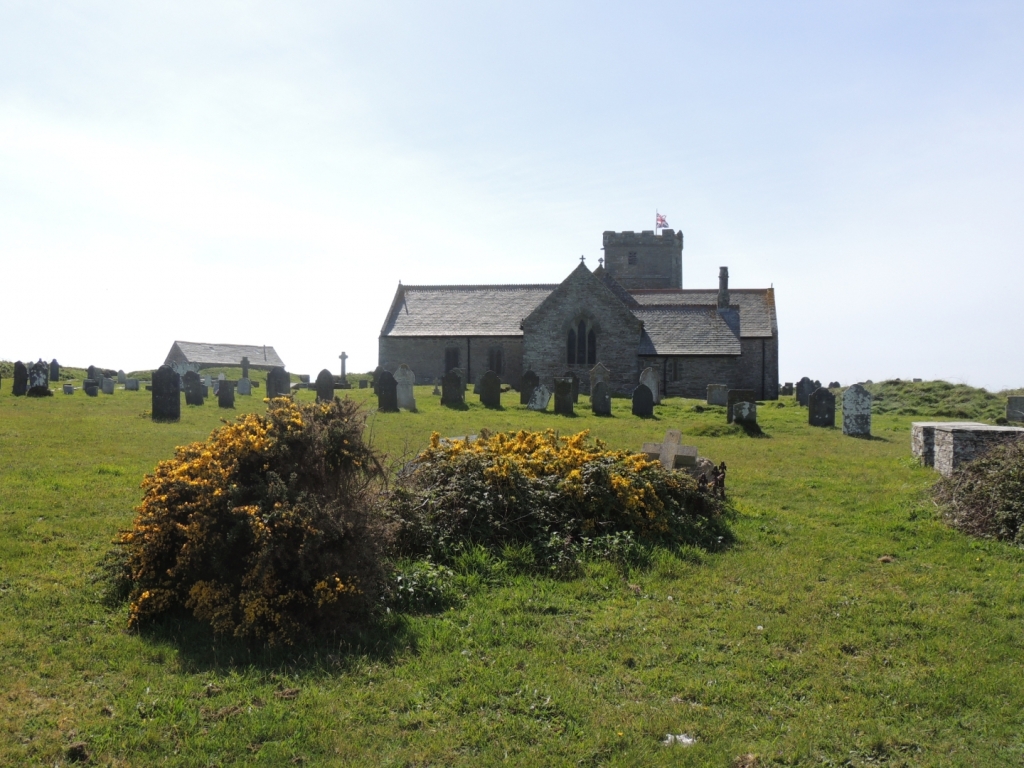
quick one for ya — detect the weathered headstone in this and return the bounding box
[781,382,794,396]
[218,379,235,409]
[590,363,610,394]
[125,378,139,391]
[218,373,226,381]
[641,430,698,468]
[591,381,611,416]
[843,384,872,437]
[241,356,250,379]
[87,365,98,382]
[49,359,60,382]
[83,379,98,396]
[27,361,50,396]
[203,374,213,388]
[101,378,115,395]
[117,370,127,385]
[639,367,660,404]
[62,383,74,395]
[183,370,204,406]
[151,365,181,422]
[12,361,27,396]
[553,378,574,415]
[377,370,398,412]
[236,378,252,396]
[733,401,757,427]
[359,379,368,389]
[394,365,416,410]
[527,384,551,411]
[316,368,336,403]
[1007,397,1024,423]
[808,387,836,427]
[561,371,580,403]
[479,370,501,409]
[520,370,539,405]
[371,366,384,395]
[441,369,465,407]
[706,384,728,406]
[266,367,291,399]
[727,389,756,424]
[632,384,654,417]
[828,381,840,389]
[796,377,814,406]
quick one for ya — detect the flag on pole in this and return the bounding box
[656,212,668,229]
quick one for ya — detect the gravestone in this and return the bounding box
[479,370,501,408]
[796,377,814,406]
[632,384,654,417]
[553,378,574,415]
[218,380,235,409]
[639,367,660,404]
[49,359,60,381]
[432,379,441,396]
[590,362,610,393]
[359,379,368,389]
[236,378,252,396]
[733,401,757,427]
[706,384,728,406]
[27,361,50,396]
[62,383,74,395]
[781,382,794,396]
[338,351,348,388]
[641,430,698,469]
[561,371,580,403]
[241,356,250,379]
[201,384,209,398]
[453,368,467,393]
[371,366,384,395]
[394,365,416,410]
[726,389,756,424]
[1006,397,1024,423]
[591,381,611,415]
[316,368,336,403]
[212,380,220,396]
[441,369,465,407]
[843,384,872,436]
[183,371,204,406]
[266,367,290,399]
[828,381,840,389]
[12,361,27,396]
[124,378,139,391]
[203,374,213,388]
[151,365,181,422]
[87,365,98,382]
[117,370,127,385]
[218,373,226,381]
[101,378,115,395]
[377,371,399,412]
[520,370,539,405]
[298,374,310,385]
[527,385,551,411]
[83,379,98,396]
[808,387,836,427]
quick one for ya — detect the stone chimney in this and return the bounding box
[717,267,730,309]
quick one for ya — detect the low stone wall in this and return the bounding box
[911,422,986,467]
[931,424,1024,477]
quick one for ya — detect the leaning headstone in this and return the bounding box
[553,378,574,415]
[12,361,28,396]
[62,383,74,395]
[236,378,252,396]
[527,384,551,411]
[808,387,836,427]
[27,361,50,396]
[727,389,757,424]
[590,363,610,393]
[479,370,501,409]
[117,370,127,385]
[632,384,654,417]
[124,378,139,391]
[151,365,181,422]
[733,401,757,427]
[377,371,398,412]
[83,379,98,396]
[796,377,814,406]
[183,371,204,406]
[441,369,464,407]
[520,370,539,405]
[561,371,580,403]
[1007,397,1024,423]
[706,384,728,406]
[843,384,872,436]
[266,367,291,399]
[639,367,660,404]
[101,378,115,395]
[591,381,611,416]
[49,359,60,382]
[218,380,235,409]
[394,365,416,410]
[316,368,336,403]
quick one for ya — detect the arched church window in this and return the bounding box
[587,329,596,365]
[567,329,576,365]
[577,321,587,365]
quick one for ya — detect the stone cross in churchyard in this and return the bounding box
[520,370,539,405]
[241,356,250,379]
[553,378,574,415]
[316,368,336,403]
[843,384,872,437]
[796,377,814,406]
[726,389,756,424]
[441,369,465,407]
[338,352,348,386]
[527,384,551,411]
[639,367,660,404]
[706,384,728,406]
[101,378,115,395]
[733,401,757,427]
[590,363,610,393]
[83,379,99,397]
[591,381,611,416]
[27,361,50,396]
[1007,397,1024,423]
[560,371,580,403]
[117,370,127,385]
[49,359,60,382]
[183,371,204,406]
[394,365,416,410]
[125,379,139,391]
[632,383,654,417]
[808,387,836,427]
[480,370,501,409]
[63,383,74,395]
[236,377,252,396]
[641,430,698,469]
[152,365,181,422]
[12,361,27,396]
[218,379,235,409]
[266,367,291,399]
[377,370,399,412]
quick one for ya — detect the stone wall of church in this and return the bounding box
[602,230,683,289]
[378,335,525,388]
[640,336,779,400]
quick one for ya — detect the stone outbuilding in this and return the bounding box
[163,341,285,371]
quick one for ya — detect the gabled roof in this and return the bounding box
[165,341,285,369]
[636,306,742,355]
[381,284,557,337]
[630,288,777,338]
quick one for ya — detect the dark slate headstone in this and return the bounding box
[554,378,574,415]
[241,356,250,379]
[125,379,139,391]
[808,387,836,428]
[796,377,814,406]
[218,379,235,409]
[101,378,115,395]
[62,383,74,395]
[377,371,398,412]
[27,361,51,397]
[316,369,335,403]
[49,359,60,382]
[151,365,181,422]
[520,370,539,405]
[480,370,501,409]
[83,379,99,397]
[828,381,840,389]
[371,366,384,395]
[87,365,98,382]
[733,401,757,426]
[441,369,464,407]
[781,382,794,396]
[12,361,28,396]
[183,370,204,406]
[591,381,611,416]
[561,371,580,403]
[727,389,757,424]
[631,384,654,417]
[298,374,310,384]
[117,370,127,385]
[266,367,291,399]
[359,379,368,389]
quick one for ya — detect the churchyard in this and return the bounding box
[4,373,1024,766]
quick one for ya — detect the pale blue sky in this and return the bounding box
[2,2,1022,388]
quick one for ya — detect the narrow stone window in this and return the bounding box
[587,329,596,365]
[577,321,587,365]
[567,329,576,365]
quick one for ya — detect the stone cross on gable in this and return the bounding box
[599,257,604,267]
[641,429,698,469]
[580,255,585,263]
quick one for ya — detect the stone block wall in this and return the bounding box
[933,425,1024,477]
[378,336,525,388]
[640,335,779,401]
[911,421,986,466]
[602,230,683,289]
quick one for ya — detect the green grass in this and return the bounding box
[863,379,1016,421]
[3,381,1024,766]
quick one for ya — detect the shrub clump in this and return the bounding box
[388,429,727,571]
[933,438,1024,543]
[113,398,388,646]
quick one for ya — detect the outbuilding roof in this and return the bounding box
[381,284,557,337]
[165,341,285,369]
[636,306,742,356]
[630,288,776,338]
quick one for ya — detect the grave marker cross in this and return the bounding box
[641,429,698,469]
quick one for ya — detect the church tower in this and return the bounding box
[601,229,683,289]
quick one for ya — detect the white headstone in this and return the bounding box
[394,364,417,411]
[639,367,660,404]
[842,384,872,436]
[218,373,226,381]
[202,374,212,387]
[527,384,552,411]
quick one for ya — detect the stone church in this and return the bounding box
[378,229,778,400]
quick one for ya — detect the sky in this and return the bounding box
[2,1,1022,389]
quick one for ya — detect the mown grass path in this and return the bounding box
[2,380,1023,766]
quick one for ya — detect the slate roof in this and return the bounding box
[381,285,557,337]
[165,341,285,369]
[636,306,742,356]
[630,289,776,338]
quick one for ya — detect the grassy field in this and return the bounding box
[2,376,1024,766]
